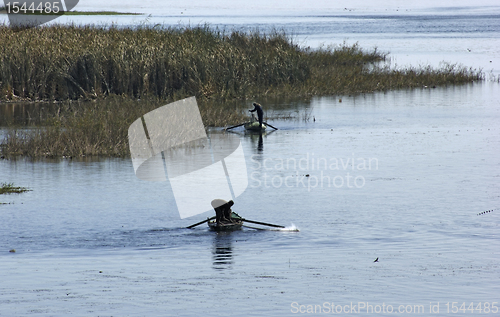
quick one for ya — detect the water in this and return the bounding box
[1,4,500,317]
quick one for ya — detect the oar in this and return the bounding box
[241,218,285,228]
[263,121,278,130]
[225,122,247,130]
[242,224,267,230]
[187,216,216,229]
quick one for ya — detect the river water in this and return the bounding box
[1,3,500,317]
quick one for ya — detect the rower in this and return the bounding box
[211,199,235,224]
[249,102,264,128]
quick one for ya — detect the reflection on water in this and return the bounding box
[1,82,499,317]
[255,132,264,152]
[212,232,234,270]
[0,102,58,126]
[241,130,278,153]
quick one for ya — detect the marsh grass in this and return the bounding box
[1,95,250,157]
[0,24,312,101]
[0,24,484,158]
[0,182,30,194]
[0,24,482,101]
[2,95,162,157]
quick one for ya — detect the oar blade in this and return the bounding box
[262,121,278,130]
[241,218,285,228]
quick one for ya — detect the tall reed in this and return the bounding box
[0,24,482,102]
[0,25,311,101]
[0,95,249,157]
[0,24,484,158]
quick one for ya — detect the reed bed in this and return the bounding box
[0,95,249,157]
[0,24,483,158]
[0,24,482,102]
[0,24,311,101]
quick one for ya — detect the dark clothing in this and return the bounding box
[214,200,234,224]
[249,103,263,127]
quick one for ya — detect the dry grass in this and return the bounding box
[0,25,311,101]
[0,95,249,157]
[0,24,484,158]
[1,24,481,102]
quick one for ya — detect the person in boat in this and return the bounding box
[211,199,235,224]
[249,102,264,128]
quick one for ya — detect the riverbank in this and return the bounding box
[0,25,484,158]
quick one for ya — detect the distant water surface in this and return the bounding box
[1,4,499,316]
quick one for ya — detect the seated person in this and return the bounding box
[211,199,235,224]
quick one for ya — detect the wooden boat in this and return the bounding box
[244,114,267,131]
[226,113,277,132]
[208,212,244,231]
[244,121,267,131]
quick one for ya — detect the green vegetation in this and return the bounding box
[0,183,30,194]
[0,24,483,158]
[1,95,248,157]
[0,24,482,102]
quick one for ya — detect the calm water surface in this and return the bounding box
[1,4,500,317]
[1,83,499,316]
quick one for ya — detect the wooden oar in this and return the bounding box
[187,216,216,229]
[225,122,247,130]
[242,225,267,230]
[263,121,278,130]
[241,218,285,228]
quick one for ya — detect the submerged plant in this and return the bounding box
[0,183,30,194]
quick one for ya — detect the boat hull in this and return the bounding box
[208,212,244,231]
[208,221,243,231]
[244,121,266,131]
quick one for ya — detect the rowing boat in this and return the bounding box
[244,113,267,131]
[208,212,244,231]
[244,121,267,131]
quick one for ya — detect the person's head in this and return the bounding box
[253,102,260,107]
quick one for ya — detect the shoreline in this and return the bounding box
[0,25,484,158]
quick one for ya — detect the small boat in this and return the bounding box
[244,121,267,131]
[208,212,244,231]
[244,114,267,131]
